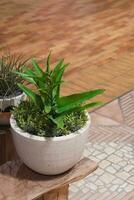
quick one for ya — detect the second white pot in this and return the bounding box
[0,93,26,125]
[0,93,25,112]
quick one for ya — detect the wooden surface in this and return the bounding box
[0,112,10,126]
[0,0,134,104]
[43,186,69,200]
[0,157,97,200]
[0,127,18,165]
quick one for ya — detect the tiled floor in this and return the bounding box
[69,89,134,200]
[0,0,134,103]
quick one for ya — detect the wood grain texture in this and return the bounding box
[0,157,97,200]
[0,0,134,104]
[43,185,69,200]
[0,112,10,126]
[0,128,18,165]
[0,133,5,165]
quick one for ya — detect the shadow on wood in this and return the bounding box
[0,127,18,165]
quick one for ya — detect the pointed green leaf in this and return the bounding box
[78,101,104,111]
[44,105,51,113]
[14,71,36,84]
[23,69,36,77]
[56,89,105,113]
[18,84,43,108]
[32,59,44,76]
[50,116,64,129]
[46,52,51,73]
[55,102,104,116]
[56,63,69,83]
[51,59,64,79]
[54,63,69,99]
[52,80,64,99]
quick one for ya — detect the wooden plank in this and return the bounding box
[43,185,69,200]
[0,112,10,126]
[0,158,98,200]
[0,128,18,165]
[0,0,134,104]
[0,132,5,165]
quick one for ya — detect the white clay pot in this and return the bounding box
[0,93,26,125]
[10,113,91,175]
[0,93,26,112]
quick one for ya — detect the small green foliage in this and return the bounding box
[54,111,88,137]
[12,101,88,137]
[14,53,105,133]
[0,51,29,98]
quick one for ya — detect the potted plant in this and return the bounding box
[0,52,28,125]
[10,53,105,175]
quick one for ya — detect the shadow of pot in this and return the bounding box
[0,112,11,126]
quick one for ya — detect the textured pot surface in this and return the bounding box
[10,113,91,175]
[0,93,25,112]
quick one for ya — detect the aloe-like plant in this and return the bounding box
[15,53,105,129]
[0,51,29,98]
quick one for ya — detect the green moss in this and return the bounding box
[12,101,88,137]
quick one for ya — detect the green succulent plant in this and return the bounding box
[12,101,88,137]
[15,53,105,129]
[0,51,29,98]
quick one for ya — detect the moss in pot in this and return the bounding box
[0,51,29,125]
[11,53,105,175]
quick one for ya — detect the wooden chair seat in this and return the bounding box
[0,157,97,200]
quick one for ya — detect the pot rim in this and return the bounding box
[0,92,24,101]
[10,112,91,141]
